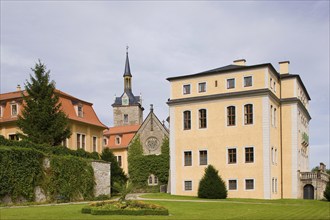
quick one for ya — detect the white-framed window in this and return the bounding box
[245,146,254,163]
[147,174,159,186]
[244,104,253,125]
[198,109,207,129]
[8,133,19,141]
[77,105,83,117]
[0,105,3,118]
[184,180,192,191]
[244,76,253,87]
[116,155,122,167]
[92,136,97,152]
[199,150,208,165]
[273,81,276,92]
[245,179,255,190]
[198,82,206,93]
[270,105,273,126]
[11,103,18,116]
[62,138,68,148]
[274,108,277,127]
[227,106,236,126]
[183,84,191,95]
[183,110,191,130]
[228,148,237,164]
[76,133,86,150]
[272,178,275,193]
[115,135,121,145]
[103,137,108,146]
[228,179,238,190]
[274,148,278,164]
[184,151,192,166]
[124,114,128,124]
[227,78,235,89]
[275,178,278,193]
[271,147,274,164]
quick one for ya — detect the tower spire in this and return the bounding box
[123,46,132,77]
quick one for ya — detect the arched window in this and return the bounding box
[244,104,253,125]
[227,106,236,126]
[147,174,159,186]
[199,109,207,128]
[183,111,191,130]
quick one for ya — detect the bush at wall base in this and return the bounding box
[81,200,169,216]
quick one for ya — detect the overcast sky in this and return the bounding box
[1,1,329,168]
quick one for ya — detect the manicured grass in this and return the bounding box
[1,196,329,220]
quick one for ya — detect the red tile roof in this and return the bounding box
[0,89,107,128]
[104,125,140,149]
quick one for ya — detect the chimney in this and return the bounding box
[16,84,21,91]
[233,59,246,66]
[279,61,290,74]
[319,162,326,172]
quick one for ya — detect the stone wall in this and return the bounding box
[92,161,111,197]
[113,106,143,126]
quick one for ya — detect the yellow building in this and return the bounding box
[167,59,316,199]
[0,87,107,154]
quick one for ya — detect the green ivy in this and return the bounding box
[128,137,169,189]
[0,137,96,202]
[0,147,44,201]
[46,155,95,201]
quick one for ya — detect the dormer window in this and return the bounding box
[115,135,121,145]
[11,103,18,116]
[77,105,83,117]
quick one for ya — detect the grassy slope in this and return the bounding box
[1,197,329,220]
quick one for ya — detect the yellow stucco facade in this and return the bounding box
[167,60,311,199]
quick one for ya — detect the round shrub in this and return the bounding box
[198,165,227,199]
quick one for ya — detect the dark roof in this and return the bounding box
[166,63,280,81]
[280,74,311,100]
[112,90,141,107]
[123,52,132,77]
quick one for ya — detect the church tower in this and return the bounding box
[112,49,144,126]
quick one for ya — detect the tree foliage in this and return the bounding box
[128,137,169,190]
[17,61,71,146]
[198,165,227,199]
[324,180,330,201]
[101,148,127,189]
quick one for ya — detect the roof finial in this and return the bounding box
[150,104,154,112]
[126,45,129,54]
[123,46,132,77]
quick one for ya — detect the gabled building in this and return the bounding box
[0,87,107,153]
[166,59,327,199]
[104,51,169,177]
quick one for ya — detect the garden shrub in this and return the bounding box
[198,165,227,199]
[128,137,169,189]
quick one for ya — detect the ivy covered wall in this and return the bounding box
[128,137,169,190]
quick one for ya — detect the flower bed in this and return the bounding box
[81,200,169,216]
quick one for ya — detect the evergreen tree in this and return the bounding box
[324,180,330,201]
[101,148,128,191]
[198,165,227,199]
[17,61,71,146]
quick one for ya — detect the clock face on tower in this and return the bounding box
[122,93,129,106]
[146,137,160,152]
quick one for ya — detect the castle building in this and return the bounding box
[104,51,169,175]
[0,88,107,153]
[166,59,323,199]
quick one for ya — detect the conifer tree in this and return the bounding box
[198,165,227,199]
[17,61,71,146]
[101,148,128,191]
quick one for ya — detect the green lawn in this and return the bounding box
[1,194,329,220]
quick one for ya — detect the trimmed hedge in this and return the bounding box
[0,135,99,160]
[0,147,44,202]
[0,139,96,202]
[90,208,169,216]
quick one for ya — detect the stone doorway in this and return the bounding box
[303,184,314,200]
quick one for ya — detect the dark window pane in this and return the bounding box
[184,151,192,166]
